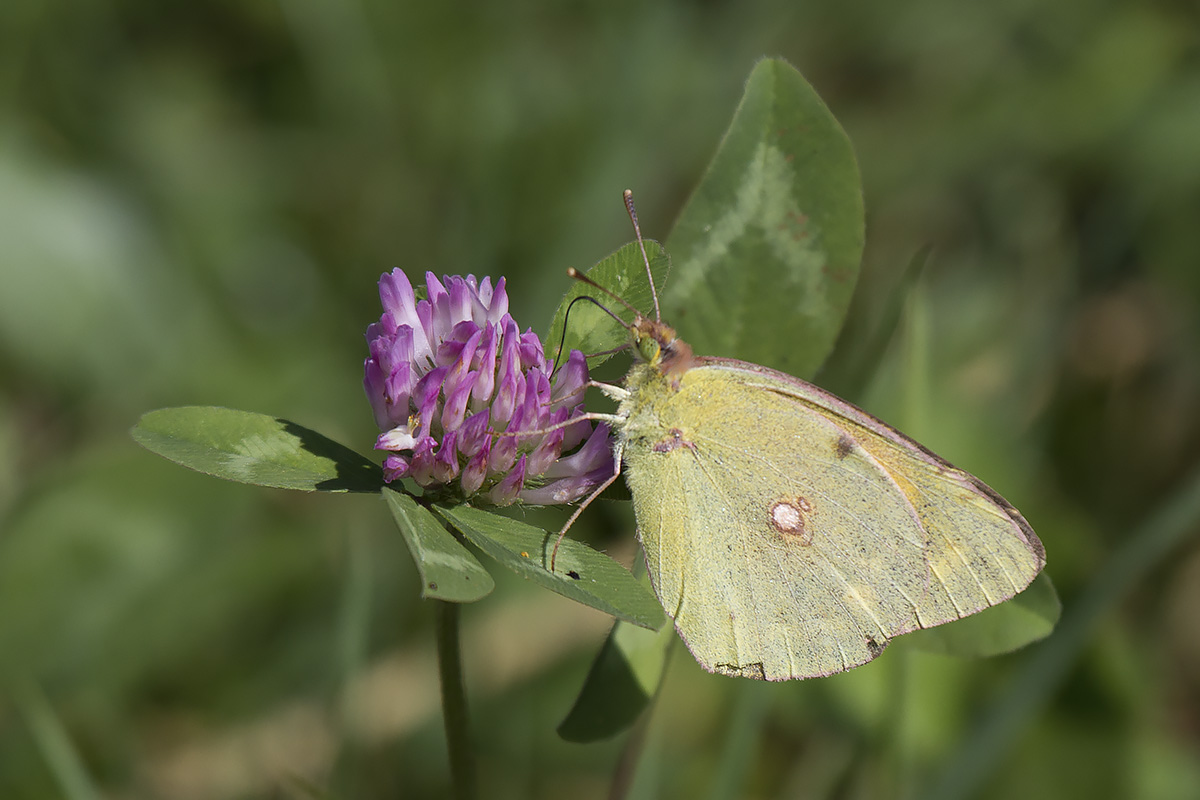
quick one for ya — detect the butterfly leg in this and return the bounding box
[549,442,625,571]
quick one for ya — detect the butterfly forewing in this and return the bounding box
[713,357,1046,625]
[618,358,1044,681]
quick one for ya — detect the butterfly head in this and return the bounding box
[632,315,694,387]
[566,190,696,388]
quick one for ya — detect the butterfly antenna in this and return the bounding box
[566,267,643,320]
[551,293,632,376]
[623,189,661,322]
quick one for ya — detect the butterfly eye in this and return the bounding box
[635,336,660,363]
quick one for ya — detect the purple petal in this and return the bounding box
[502,382,531,446]
[443,324,482,371]
[551,349,588,408]
[436,320,482,367]
[558,417,588,453]
[378,269,419,329]
[425,271,448,303]
[377,271,431,367]
[509,375,542,446]
[492,324,523,425]
[431,430,460,484]
[488,429,517,474]
[519,463,613,504]
[527,368,552,421]
[414,298,436,366]
[541,423,613,479]
[471,276,492,322]
[518,329,546,371]
[385,325,416,379]
[408,436,439,487]
[447,276,473,327]
[413,365,448,416]
[457,409,491,458]
[367,327,392,369]
[441,371,478,432]
[426,272,453,343]
[460,437,491,495]
[363,319,388,348]
[376,425,419,452]
[471,324,498,407]
[440,324,482,430]
[363,358,391,430]
[383,328,417,408]
[486,277,508,325]
[382,454,410,483]
[526,408,567,475]
[489,454,526,506]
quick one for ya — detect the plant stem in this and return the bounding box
[14,681,100,800]
[435,600,476,800]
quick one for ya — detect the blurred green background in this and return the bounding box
[2,0,1199,797]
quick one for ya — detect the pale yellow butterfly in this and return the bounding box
[561,191,1045,681]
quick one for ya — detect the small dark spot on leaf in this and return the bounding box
[428,582,438,591]
[567,570,580,580]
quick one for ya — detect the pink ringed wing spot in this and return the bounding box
[768,496,814,545]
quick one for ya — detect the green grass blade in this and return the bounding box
[14,683,100,800]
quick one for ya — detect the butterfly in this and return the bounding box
[559,191,1045,681]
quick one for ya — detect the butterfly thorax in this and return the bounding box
[617,319,697,455]
[616,361,675,455]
